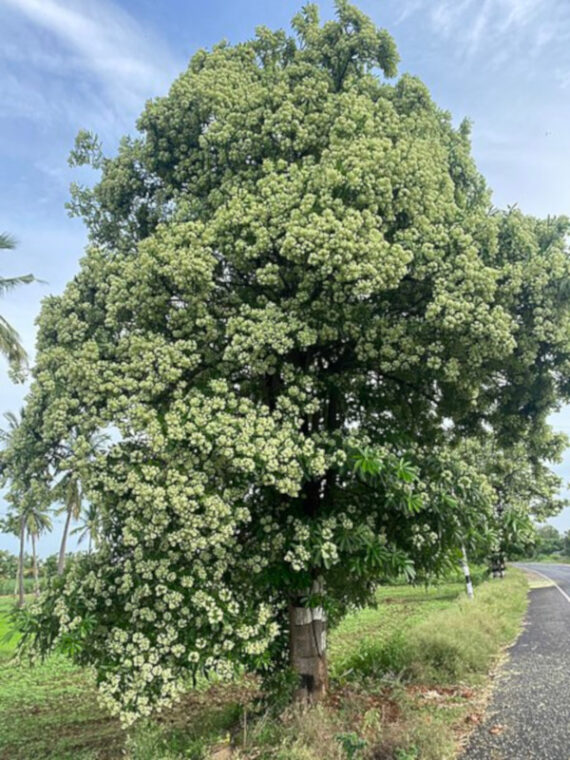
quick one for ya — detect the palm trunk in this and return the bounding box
[289,578,328,702]
[492,502,506,578]
[461,544,474,599]
[32,533,39,596]
[58,507,73,575]
[18,516,25,608]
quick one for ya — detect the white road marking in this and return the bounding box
[524,567,570,605]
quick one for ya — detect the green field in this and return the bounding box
[0,570,528,760]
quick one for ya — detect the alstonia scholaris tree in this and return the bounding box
[18,2,570,722]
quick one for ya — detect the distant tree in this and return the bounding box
[534,524,562,556]
[54,471,82,575]
[71,502,100,553]
[0,549,18,578]
[24,504,52,595]
[0,233,34,372]
[54,431,107,574]
[562,530,570,558]
[0,411,27,606]
[467,435,567,574]
[41,553,61,579]
[0,410,51,605]
[0,513,23,599]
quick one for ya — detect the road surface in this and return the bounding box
[462,563,570,760]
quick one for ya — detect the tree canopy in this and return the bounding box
[12,1,570,724]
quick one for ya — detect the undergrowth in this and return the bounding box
[0,570,528,759]
[235,570,528,760]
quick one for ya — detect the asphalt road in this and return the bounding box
[519,562,570,598]
[462,564,570,760]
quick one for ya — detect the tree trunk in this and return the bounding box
[58,507,73,575]
[492,502,506,578]
[32,533,39,596]
[18,516,25,608]
[491,552,505,578]
[461,544,474,599]
[289,579,328,702]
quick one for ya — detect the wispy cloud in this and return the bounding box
[0,0,181,129]
[394,0,424,25]
[400,0,570,61]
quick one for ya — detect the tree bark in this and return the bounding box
[18,515,25,608]
[289,579,328,703]
[58,507,73,575]
[491,551,505,578]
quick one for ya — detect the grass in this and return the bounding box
[0,596,255,760]
[0,578,40,596]
[331,571,528,688]
[329,580,476,683]
[0,570,529,760]
[0,598,124,760]
[238,570,528,760]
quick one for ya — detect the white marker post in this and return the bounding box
[461,544,474,599]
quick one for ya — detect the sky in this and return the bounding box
[1,0,570,556]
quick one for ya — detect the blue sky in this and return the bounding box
[1,0,570,556]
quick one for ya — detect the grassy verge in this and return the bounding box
[234,570,528,760]
[0,570,528,760]
[519,554,570,564]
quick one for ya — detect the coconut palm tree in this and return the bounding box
[24,505,52,596]
[55,472,82,575]
[71,502,100,553]
[56,430,107,574]
[0,410,23,443]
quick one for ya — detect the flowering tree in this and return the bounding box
[454,432,567,574]
[16,2,570,723]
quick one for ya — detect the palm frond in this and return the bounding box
[3,410,22,431]
[0,316,27,369]
[0,274,35,297]
[0,233,16,250]
[25,509,53,536]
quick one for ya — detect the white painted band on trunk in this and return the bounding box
[293,606,325,624]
